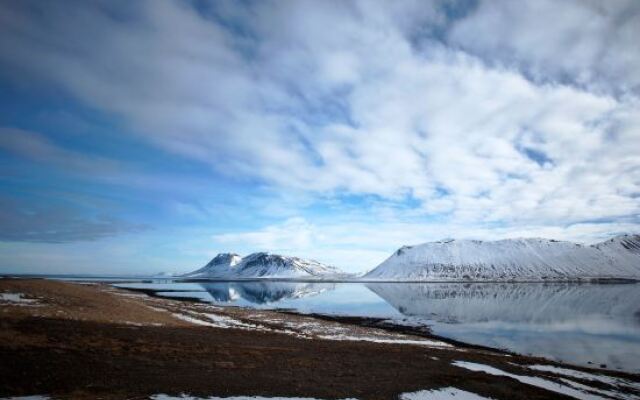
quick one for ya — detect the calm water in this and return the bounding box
[113,280,640,373]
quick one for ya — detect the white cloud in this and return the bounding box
[214,217,316,251]
[0,0,638,263]
[0,127,123,174]
[448,0,640,95]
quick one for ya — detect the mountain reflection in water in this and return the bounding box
[199,281,335,304]
[366,282,640,371]
[366,282,640,324]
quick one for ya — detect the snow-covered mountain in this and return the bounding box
[186,253,243,277]
[364,234,640,281]
[185,252,345,279]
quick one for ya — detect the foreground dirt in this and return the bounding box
[1,278,639,400]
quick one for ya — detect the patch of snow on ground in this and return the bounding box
[400,387,493,399]
[453,361,619,400]
[317,334,451,347]
[528,364,640,392]
[169,305,451,347]
[171,313,222,328]
[172,311,304,338]
[556,378,638,400]
[0,292,38,305]
[201,313,263,329]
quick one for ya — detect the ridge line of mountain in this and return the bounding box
[184,233,640,281]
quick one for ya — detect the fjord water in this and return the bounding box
[115,280,640,372]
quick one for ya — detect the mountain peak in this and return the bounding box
[594,233,640,254]
[186,252,346,279]
[607,233,640,241]
[207,253,242,267]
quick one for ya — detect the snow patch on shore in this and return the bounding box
[400,387,493,399]
[167,303,452,348]
[453,361,629,400]
[529,364,640,389]
[172,312,263,330]
[171,311,307,339]
[168,306,453,348]
[0,292,38,305]
[202,313,264,330]
[317,334,451,348]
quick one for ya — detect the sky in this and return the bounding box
[0,0,639,275]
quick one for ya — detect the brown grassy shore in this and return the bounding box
[1,278,639,400]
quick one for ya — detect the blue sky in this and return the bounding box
[1,0,639,275]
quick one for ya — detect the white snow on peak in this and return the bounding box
[185,252,344,279]
[365,234,640,281]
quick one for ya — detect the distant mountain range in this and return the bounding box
[185,234,640,282]
[364,234,640,281]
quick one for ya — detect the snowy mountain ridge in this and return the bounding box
[185,252,346,279]
[364,234,640,281]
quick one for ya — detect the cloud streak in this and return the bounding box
[0,127,123,173]
[0,194,147,243]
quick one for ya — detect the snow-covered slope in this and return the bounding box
[185,253,243,277]
[185,252,345,279]
[364,234,640,281]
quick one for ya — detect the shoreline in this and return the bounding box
[116,284,640,371]
[2,274,640,284]
[117,285,515,356]
[1,278,639,399]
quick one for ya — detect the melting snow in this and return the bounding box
[172,313,222,328]
[201,313,263,329]
[0,292,38,305]
[400,387,493,399]
[317,334,451,347]
[173,311,275,331]
[169,306,451,348]
[453,361,626,400]
[528,364,640,391]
